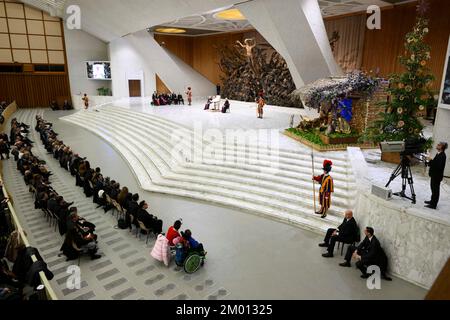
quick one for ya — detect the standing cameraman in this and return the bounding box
[425,142,448,209]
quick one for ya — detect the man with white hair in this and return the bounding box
[320,210,358,258]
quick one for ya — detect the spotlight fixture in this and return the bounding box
[213,8,246,21]
[155,27,187,34]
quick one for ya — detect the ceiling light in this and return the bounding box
[213,8,246,21]
[155,28,187,34]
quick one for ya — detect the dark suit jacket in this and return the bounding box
[337,217,358,242]
[429,152,446,181]
[357,235,381,265]
[137,209,154,229]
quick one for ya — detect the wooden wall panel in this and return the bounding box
[425,258,450,300]
[154,34,193,66]
[192,32,243,86]
[155,74,171,94]
[361,0,450,91]
[158,0,449,93]
[154,32,243,87]
[0,73,71,107]
[0,1,71,108]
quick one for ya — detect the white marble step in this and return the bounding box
[74,110,351,187]
[68,112,354,206]
[65,111,354,199]
[61,116,339,233]
[66,110,351,197]
[107,106,350,163]
[101,108,351,177]
[62,114,348,224]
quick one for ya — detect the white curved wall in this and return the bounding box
[348,147,450,289]
[109,30,215,99]
[64,26,111,96]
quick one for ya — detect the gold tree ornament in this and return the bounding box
[420,60,427,66]
[419,105,425,111]
[397,107,404,114]
[398,121,405,128]
[406,85,413,92]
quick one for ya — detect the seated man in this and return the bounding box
[166,220,182,246]
[221,99,230,113]
[151,92,159,106]
[204,97,212,110]
[339,227,391,280]
[62,100,73,110]
[125,193,139,230]
[320,210,358,258]
[137,200,154,230]
[62,210,100,261]
[171,93,178,105]
[181,229,206,255]
[177,93,184,105]
[50,101,59,111]
[0,139,9,160]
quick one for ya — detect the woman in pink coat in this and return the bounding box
[151,234,170,266]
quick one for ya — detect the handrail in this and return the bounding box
[0,102,58,300]
[0,101,18,132]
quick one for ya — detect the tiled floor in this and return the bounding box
[4,109,231,300]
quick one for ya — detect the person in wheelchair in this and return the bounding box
[180,230,206,256]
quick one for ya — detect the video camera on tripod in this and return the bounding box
[381,137,428,204]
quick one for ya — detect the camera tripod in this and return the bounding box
[385,155,416,204]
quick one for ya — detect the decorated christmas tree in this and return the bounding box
[364,0,434,147]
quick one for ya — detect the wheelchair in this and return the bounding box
[173,243,206,274]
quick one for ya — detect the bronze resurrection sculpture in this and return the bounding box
[216,39,297,107]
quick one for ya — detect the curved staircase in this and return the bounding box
[61,106,356,233]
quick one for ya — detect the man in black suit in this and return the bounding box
[320,210,358,258]
[137,200,154,230]
[126,193,139,230]
[425,142,448,209]
[339,227,381,278]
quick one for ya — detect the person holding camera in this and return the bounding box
[425,142,448,209]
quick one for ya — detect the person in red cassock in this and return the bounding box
[313,160,334,218]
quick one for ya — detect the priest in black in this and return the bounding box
[425,142,448,209]
[320,210,358,257]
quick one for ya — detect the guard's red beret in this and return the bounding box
[323,160,333,167]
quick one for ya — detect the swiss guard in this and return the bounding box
[313,160,334,218]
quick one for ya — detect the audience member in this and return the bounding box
[166,220,182,246]
[320,210,358,258]
[339,227,391,280]
[49,101,59,111]
[181,229,206,255]
[221,99,230,113]
[63,100,73,110]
